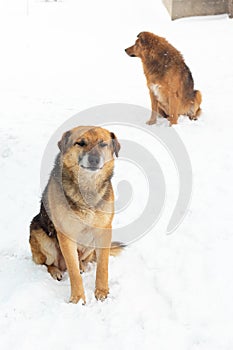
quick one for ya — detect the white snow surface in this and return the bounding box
[1,1,233,349]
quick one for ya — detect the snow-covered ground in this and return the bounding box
[1,1,233,349]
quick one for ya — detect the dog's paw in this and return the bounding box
[168,117,178,126]
[69,293,86,305]
[48,266,63,281]
[95,288,109,301]
[188,115,198,121]
[146,119,156,125]
[53,271,63,281]
[79,260,88,274]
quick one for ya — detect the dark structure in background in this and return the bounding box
[163,0,233,20]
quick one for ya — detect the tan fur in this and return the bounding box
[29,126,122,303]
[125,32,202,125]
[29,228,66,280]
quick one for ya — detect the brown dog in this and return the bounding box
[125,32,202,125]
[29,126,122,304]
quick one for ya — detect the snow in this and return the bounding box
[1,0,233,349]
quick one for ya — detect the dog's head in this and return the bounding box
[125,32,155,58]
[58,126,120,174]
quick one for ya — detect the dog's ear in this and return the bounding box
[137,32,145,41]
[110,132,121,157]
[58,130,72,153]
[137,32,148,45]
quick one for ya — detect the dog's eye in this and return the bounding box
[75,139,86,147]
[99,142,108,148]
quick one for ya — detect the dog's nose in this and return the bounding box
[88,154,100,167]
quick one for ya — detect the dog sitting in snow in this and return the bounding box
[29,126,122,304]
[125,31,202,125]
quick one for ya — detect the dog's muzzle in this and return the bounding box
[79,152,104,171]
[125,48,136,57]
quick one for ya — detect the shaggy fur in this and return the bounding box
[125,31,202,125]
[29,126,122,303]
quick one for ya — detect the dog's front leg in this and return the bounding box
[146,90,159,125]
[95,247,110,301]
[168,92,179,126]
[57,232,85,304]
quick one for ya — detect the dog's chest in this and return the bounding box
[77,205,113,229]
[150,83,162,100]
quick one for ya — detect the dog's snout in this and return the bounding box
[79,151,103,171]
[125,47,136,57]
[88,154,100,167]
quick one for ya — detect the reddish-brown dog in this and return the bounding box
[125,32,202,125]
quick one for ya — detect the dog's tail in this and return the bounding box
[194,90,202,117]
[195,90,202,106]
[110,241,126,256]
[188,90,202,119]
